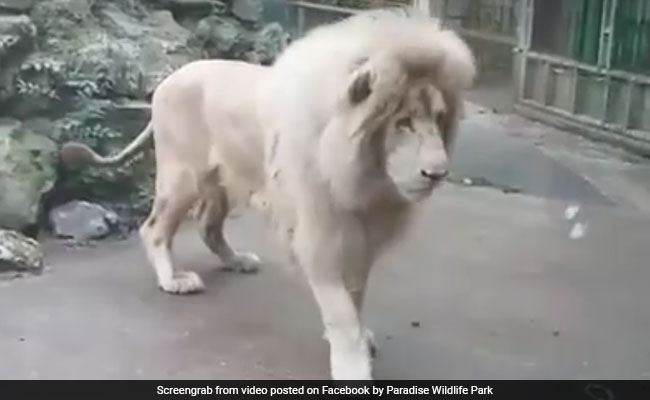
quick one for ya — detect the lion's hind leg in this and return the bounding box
[196,178,261,274]
[139,168,204,294]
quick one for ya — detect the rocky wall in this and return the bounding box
[0,0,289,242]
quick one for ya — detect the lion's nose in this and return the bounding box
[420,168,448,181]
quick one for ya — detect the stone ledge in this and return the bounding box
[514,102,650,159]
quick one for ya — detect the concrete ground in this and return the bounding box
[2,105,650,380]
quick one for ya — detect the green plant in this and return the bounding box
[15,79,59,100]
[14,57,66,101]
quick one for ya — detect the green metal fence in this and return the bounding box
[530,0,649,73]
[570,0,605,65]
[612,0,650,74]
[518,0,650,152]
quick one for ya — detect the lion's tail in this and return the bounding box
[60,120,154,168]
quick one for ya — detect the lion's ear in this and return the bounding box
[348,70,373,104]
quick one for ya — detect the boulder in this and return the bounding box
[0,15,37,105]
[231,0,262,24]
[252,22,289,64]
[93,1,199,95]
[193,15,287,62]
[152,0,227,29]
[0,0,36,13]
[193,14,241,57]
[0,229,44,276]
[29,0,97,46]
[139,10,198,95]
[0,119,57,233]
[49,200,119,242]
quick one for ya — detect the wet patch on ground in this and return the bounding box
[446,173,522,195]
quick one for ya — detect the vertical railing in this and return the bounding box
[287,1,416,37]
[515,0,650,152]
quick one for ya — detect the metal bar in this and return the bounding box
[515,104,650,157]
[569,66,579,114]
[288,1,360,15]
[631,0,643,68]
[297,5,305,34]
[520,98,613,129]
[525,51,650,85]
[288,0,414,14]
[539,60,551,105]
[600,75,611,123]
[599,0,617,123]
[587,0,605,64]
[598,0,616,68]
[641,1,649,72]
[518,99,650,144]
[516,0,534,102]
[452,26,518,46]
[622,81,634,129]
[521,82,650,142]
[520,98,631,136]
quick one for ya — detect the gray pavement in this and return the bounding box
[2,106,650,380]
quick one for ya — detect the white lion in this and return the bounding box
[60,8,475,380]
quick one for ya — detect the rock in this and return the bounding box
[145,9,193,41]
[0,0,36,13]
[252,22,289,64]
[231,0,262,24]
[155,0,227,29]
[29,0,97,45]
[0,119,57,233]
[0,15,37,105]
[95,2,150,39]
[193,14,241,57]
[193,14,287,62]
[0,15,36,52]
[49,200,119,242]
[60,2,196,98]
[138,10,197,95]
[158,0,224,11]
[0,229,44,276]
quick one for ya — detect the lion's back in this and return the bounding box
[150,59,271,202]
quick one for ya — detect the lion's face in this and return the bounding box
[383,83,455,202]
[318,52,468,210]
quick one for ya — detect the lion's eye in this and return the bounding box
[396,117,413,131]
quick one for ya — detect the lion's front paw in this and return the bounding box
[159,271,205,294]
[223,252,261,274]
[331,350,373,380]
